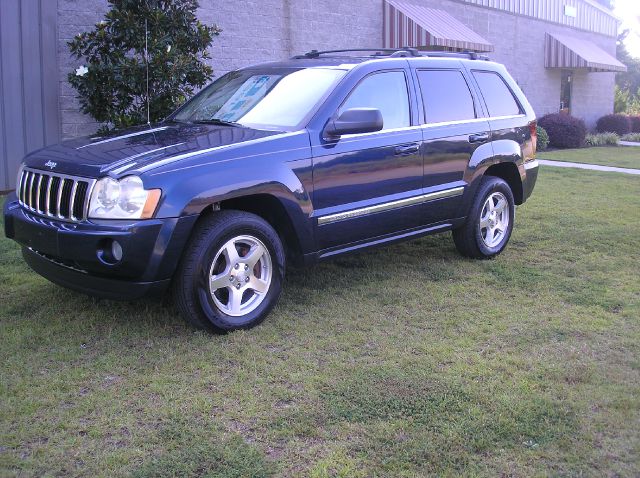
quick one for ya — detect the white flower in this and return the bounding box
[75,65,89,77]
[166,44,172,53]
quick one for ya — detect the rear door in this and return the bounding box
[310,66,424,251]
[412,62,492,224]
[469,69,527,150]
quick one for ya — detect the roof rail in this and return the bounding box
[292,47,421,59]
[292,48,489,61]
[419,51,490,60]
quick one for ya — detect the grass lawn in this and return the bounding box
[538,146,640,169]
[1,167,639,477]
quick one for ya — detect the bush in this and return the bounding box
[68,0,221,133]
[585,132,619,147]
[536,125,549,151]
[596,114,631,135]
[538,113,587,149]
[630,116,640,133]
[621,132,640,142]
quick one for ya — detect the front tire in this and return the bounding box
[453,176,515,259]
[173,210,285,333]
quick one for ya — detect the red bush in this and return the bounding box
[596,114,631,135]
[630,116,640,133]
[538,113,587,149]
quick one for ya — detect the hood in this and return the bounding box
[22,122,281,178]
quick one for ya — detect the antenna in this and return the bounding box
[145,17,151,126]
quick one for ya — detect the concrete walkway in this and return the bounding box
[619,141,640,147]
[538,159,640,175]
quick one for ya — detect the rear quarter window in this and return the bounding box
[473,71,523,117]
[417,69,476,124]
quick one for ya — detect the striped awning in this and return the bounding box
[545,33,626,73]
[383,0,493,52]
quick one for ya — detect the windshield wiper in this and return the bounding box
[190,119,244,128]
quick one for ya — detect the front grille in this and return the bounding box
[18,168,95,222]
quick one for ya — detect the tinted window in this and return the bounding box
[417,70,476,124]
[473,71,522,117]
[339,71,410,130]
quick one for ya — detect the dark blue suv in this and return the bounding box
[3,48,539,332]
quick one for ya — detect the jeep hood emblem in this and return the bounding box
[44,160,57,169]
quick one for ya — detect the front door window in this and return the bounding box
[560,70,572,114]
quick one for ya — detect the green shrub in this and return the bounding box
[621,132,640,142]
[585,132,620,147]
[68,0,221,133]
[538,113,587,149]
[596,114,631,136]
[536,125,549,151]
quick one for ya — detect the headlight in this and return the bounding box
[88,176,161,219]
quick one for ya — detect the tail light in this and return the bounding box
[529,120,537,155]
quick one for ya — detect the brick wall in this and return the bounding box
[57,0,615,137]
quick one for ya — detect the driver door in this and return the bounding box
[310,69,424,251]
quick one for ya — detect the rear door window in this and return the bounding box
[417,69,476,124]
[339,71,410,130]
[473,71,522,117]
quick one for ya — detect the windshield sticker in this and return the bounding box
[215,75,280,121]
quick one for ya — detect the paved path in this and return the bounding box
[538,159,640,176]
[619,141,640,147]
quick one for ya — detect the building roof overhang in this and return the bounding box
[545,32,627,72]
[383,0,493,52]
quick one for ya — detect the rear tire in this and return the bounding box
[453,176,515,259]
[173,210,285,333]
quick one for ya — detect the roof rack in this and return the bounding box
[292,48,489,61]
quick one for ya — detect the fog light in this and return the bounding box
[97,238,124,265]
[111,240,123,262]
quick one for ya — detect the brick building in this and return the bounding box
[0,0,626,190]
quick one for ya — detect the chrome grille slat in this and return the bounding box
[19,171,27,204]
[35,175,43,213]
[26,172,35,209]
[69,181,78,221]
[45,176,53,215]
[56,178,66,218]
[17,168,95,223]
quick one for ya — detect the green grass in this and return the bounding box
[1,167,640,477]
[539,146,640,169]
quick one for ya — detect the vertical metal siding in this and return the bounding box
[461,0,618,37]
[0,0,59,191]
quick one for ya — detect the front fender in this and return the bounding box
[141,131,314,253]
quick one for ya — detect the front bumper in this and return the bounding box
[3,195,198,299]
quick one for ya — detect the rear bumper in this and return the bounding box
[4,194,198,299]
[522,159,539,202]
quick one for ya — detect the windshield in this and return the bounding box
[173,67,347,130]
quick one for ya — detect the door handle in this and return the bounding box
[395,143,420,156]
[468,133,490,144]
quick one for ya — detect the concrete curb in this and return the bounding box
[537,159,640,175]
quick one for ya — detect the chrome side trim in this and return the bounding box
[420,114,525,129]
[317,186,464,225]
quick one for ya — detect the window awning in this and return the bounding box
[383,0,493,52]
[545,33,627,73]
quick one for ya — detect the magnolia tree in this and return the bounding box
[68,0,220,133]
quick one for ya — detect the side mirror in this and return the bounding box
[324,108,383,137]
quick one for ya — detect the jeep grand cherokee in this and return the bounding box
[3,48,539,332]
